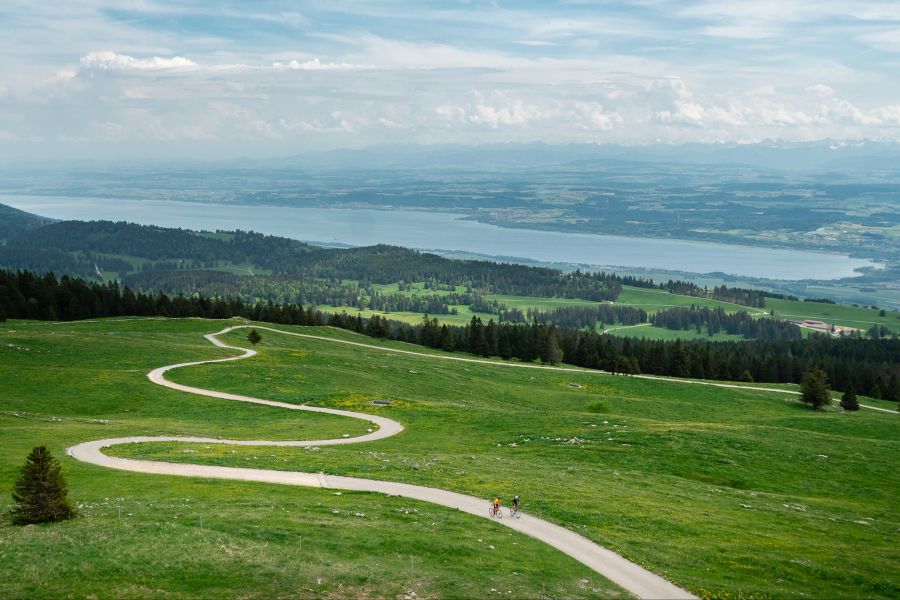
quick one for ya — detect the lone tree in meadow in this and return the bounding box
[800,369,831,410]
[10,445,76,525]
[246,329,262,345]
[840,386,860,411]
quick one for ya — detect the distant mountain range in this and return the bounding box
[5,140,900,173]
[196,140,900,174]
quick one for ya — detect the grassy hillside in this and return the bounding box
[768,297,900,330]
[0,318,620,599]
[2,318,894,598]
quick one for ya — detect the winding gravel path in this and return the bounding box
[68,325,696,599]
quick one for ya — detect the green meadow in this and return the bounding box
[2,318,898,598]
[766,297,900,330]
[0,319,614,599]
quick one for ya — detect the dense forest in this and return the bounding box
[650,307,803,340]
[2,269,898,403]
[1,218,793,310]
[500,305,648,327]
[0,220,624,300]
[0,204,53,242]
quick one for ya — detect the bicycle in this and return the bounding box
[509,504,521,519]
[489,503,503,519]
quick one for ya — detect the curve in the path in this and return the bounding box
[68,325,695,600]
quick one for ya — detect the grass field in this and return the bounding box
[612,287,766,314]
[3,318,897,598]
[107,321,898,598]
[0,318,619,599]
[766,297,900,331]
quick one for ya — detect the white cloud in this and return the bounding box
[827,99,882,125]
[569,101,622,130]
[806,84,834,97]
[874,105,900,125]
[434,92,621,133]
[858,28,900,53]
[3,2,900,155]
[514,40,557,47]
[270,58,365,71]
[80,51,198,71]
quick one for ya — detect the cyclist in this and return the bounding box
[511,495,520,511]
[491,497,502,517]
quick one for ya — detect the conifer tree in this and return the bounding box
[541,326,563,365]
[246,329,262,345]
[801,370,831,410]
[10,446,76,525]
[840,386,860,411]
[885,374,900,403]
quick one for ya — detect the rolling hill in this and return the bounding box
[1,317,897,598]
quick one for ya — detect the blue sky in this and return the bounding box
[1,0,899,159]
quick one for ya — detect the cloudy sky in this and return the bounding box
[2,0,900,159]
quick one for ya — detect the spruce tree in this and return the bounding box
[840,386,860,411]
[246,329,262,345]
[10,446,76,525]
[885,374,900,403]
[541,326,563,365]
[800,370,831,410]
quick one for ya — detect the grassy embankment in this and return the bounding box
[100,321,900,598]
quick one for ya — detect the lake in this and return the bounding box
[1,195,878,280]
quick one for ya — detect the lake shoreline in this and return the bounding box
[1,194,879,281]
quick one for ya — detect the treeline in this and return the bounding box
[327,313,900,401]
[3,219,802,312]
[500,305,647,328]
[622,272,795,308]
[4,268,899,402]
[1,220,623,301]
[6,221,315,269]
[651,307,803,341]
[658,281,793,308]
[0,269,303,322]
